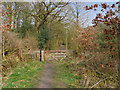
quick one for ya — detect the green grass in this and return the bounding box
[53,60,81,88]
[3,60,44,88]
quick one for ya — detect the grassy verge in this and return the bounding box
[53,60,80,88]
[2,60,44,88]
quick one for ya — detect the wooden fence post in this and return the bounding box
[42,50,44,61]
[40,49,41,61]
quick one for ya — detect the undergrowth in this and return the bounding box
[53,57,118,88]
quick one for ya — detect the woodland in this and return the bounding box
[0,1,119,88]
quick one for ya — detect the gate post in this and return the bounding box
[40,49,41,61]
[41,50,44,61]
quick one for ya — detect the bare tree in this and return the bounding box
[21,2,69,31]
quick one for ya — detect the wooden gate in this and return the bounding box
[44,50,67,61]
[22,50,69,61]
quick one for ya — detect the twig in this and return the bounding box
[90,77,109,88]
[85,77,91,88]
[77,55,94,63]
[86,55,95,62]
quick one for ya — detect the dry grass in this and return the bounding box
[2,31,39,76]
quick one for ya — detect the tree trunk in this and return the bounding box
[118,3,120,88]
[2,32,5,58]
[13,2,16,30]
[0,2,2,88]
[76,3,79,54]
[9,15,12,31]
[17,11,20,32]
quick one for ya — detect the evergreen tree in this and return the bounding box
[38,24,51,49]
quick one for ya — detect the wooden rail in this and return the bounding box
[44,50,66,53]
[44,50,67,61]
[22,50,71,61]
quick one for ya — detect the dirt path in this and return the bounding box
[38,63,54,88]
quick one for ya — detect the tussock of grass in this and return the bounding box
[3,60,44,88]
